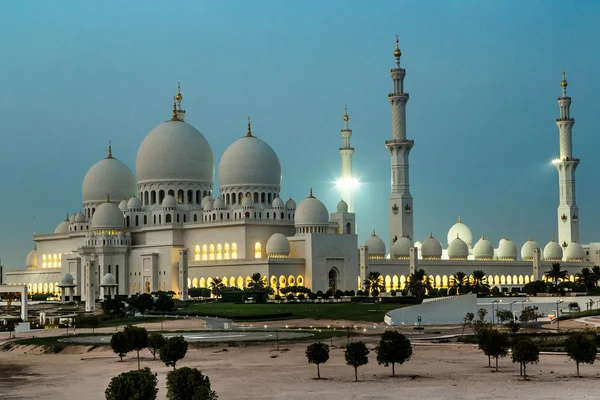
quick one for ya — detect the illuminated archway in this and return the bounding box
[199,277,206,288]
[288,276,295,286]
[296,275,304,286]
[192,278,198,288]
[392,275,399,290]
[255,243,262,259]
[194,245,200,261]
[237,276,244,289]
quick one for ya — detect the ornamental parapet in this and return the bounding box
[556,117,574,122]
[385,139,414,146]
[388,93,409,98]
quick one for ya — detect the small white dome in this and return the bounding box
[213,197,225,209]
[162,195,177,208]
[497,237,517,260]
[565,242,584,261]
[25,249,37,268]
[75,212,86,223]
[544,239,563,261]
[201,196,213,210]
[82,156,136,204]
[336,199,348,212]
[91,202,124,230]
[266,232,290,256]
[448,236,468,259]
[118,200,128,212]
[136,120,214,185]
[392,236,413,259]
[294,191,329,226]
[69,214,76,223]
[447,217,473,248]
[521,238,540,261]
[101,273,116,285]
[218,133,281,190]
[414,241,422,249]
[54,218,70,234]
[286,198,296,210]
[60,273,74,286]
[242,196,254,207]
[127,197,142,210]
[364,232,386,256]
[87,231,95,238]
[473,235,494,260]
[272,197,285,209]
[421,234,442,259]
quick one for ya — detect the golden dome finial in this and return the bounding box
[394,34,401,58]
[106,193,111,203]
[175,82,183,101]
[107,140,113,159]
[561,68,568,88]
[343,104,349,122]
[481,234,486,240]
[308,188,314,198]
[457,216,461,223]
[168,99,178,121]
[429,232,433,238]
[246,116,254,137]
[65,213,69,221]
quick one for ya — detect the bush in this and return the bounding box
[316,290,324,297]
[438,288,448,296]
[308,292,318,300]
[325,290,333,297]
[344,290,350,296]
[274,295,281,300]
[349,290,355,297]
[371,289,379,298]
[160,336,189,369]
[286,293,294,301]
[105,367,158,400]
[298,294,305,301]
[166,367,218,400]
[390,290,396,297]
[356,290,364,297]
[111,331,130,361]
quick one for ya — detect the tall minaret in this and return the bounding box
[339,105,355,212]
[553,69,579,247]
[386,35,414,246]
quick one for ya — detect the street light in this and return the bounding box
[492,300,499,325]
[556,300,564,332]
[510,301,517,314]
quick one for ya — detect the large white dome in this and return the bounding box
[497,237,517,260]
[295,191,329,226]
[473,235,494,260]
[565,242,584,261]
[82,155,136,204]
[136,120,214,184]
[54,217,70,234]
[521,238,540,261]
[543,239,563,261]
[392,236,413,259]
[92,202,125,230]
[448,236,468,260]
[447,217,473,248]
[266,232,290,257]
[364,232,386,257]
[218,130,281,189]
[422,234,442,259]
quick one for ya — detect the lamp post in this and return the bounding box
[521,299,526,311]
[510,301,517,319]
[492,300,499,325]
[556,300,563,332]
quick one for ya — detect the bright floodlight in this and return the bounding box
[335,177,360,190]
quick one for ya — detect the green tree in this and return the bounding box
[522,280,548,296]
[462,312,475,334]
[545,262,568,286]
[477,308,488,322]
[160,336,189,369]
[148,333,167,361]
[496,309,514,325]
[407,269,433,302]
[452,271,467,294]
[592,265,600,286]
[511,337,539,380]
[375,331,412,376]
[471,270,489,294]
[475,322,493,367]
[102,298,126,317]
[128,293,154,314]
[519,306,538,324]
[110,331,131,362]
[208,278,225,298]
[247,273,266,291]
[105,367,158,400]
[481,330,510,371]
[345,341,370,382]
[363,271,385,296]
[123,325,149,370]
[305,342,330,379]
[166,367,218,400]
[564,333,598,377]
[575,268,596,294]
[154,294,175,312]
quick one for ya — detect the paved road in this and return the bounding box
[59,330,312,344]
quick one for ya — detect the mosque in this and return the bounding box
[4,38,598,304]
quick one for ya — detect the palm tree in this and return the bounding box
[471,270,489,295]
[209,277,224,298]
[576,267,595,294]
[407,269,433,302]
[363,271,385,296]
[247,272,266,290]
[452,271,467,294]
[545,262,568,286]
[592,265,600,286]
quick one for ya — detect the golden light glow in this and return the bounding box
[255,242,262,259]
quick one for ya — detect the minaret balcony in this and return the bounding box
[385,139,414,146]
[556,117,574,122]
[388,93,409,99]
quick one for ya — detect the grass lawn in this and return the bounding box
[174,302,404,322]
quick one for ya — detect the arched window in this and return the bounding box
[151,191,157,204]
[143,215,147,225]
[187,190,193,204]
[177,189,184,203]
[159,190,165,204]
[194,245,200,261]
[217,244,223,260]
[166,214,172,223]
[268,193,272,203]
[224,243,230,260]
[144,192,149,205]
[255,242,262,259]
[168,189,175,197]
[346,222,351,234]
[261,192,266,203]
[231,243,238,259]
[116,265,119,284]
[226,193,230,205]
[159,214,162,224]
[245,212,250,218]
[202,245,208,261]
[153,215,156,224]
[135,216,139,226]
[126,216,130,227]
[176,214,180,223]
[238,193,243,203]
[196,190,201,204]
[253,192,259,203]
[209,244,215,260]
[281,212,285,219]
[267,212,270,219]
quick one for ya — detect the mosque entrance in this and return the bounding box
[328,269,338,293]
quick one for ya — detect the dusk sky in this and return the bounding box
[0,1,598,270]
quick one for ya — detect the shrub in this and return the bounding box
[105,367,158,400]
[111,331,130,361]
[356,290,364,297]
[349,290,355,297]
[305,342,330,379]
[325,290,333,297]
[371,289,379,298]
[308,292,318,300]
[316,290,324,297]
[344,290,350,296]
[298,294,305,301]
[166,367,218,400]
[390,290,397,297]
[274,295,281,300]
[160,336,189,369]
[286,293,294,301]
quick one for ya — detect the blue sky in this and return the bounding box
[0,0,599,270]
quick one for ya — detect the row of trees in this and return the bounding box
[110,326,188,370]
[105,367,217,400]
[476,323,597,378]
[306,331,413,381]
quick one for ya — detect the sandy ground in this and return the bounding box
[2,333,600,400]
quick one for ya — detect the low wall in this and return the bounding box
[384,294,478,326]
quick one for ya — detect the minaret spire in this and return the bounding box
[338,104,356,212]
[553,68,579,246]
[106,140,113,159]
[386,35,414,245]
[246,116,254,137]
